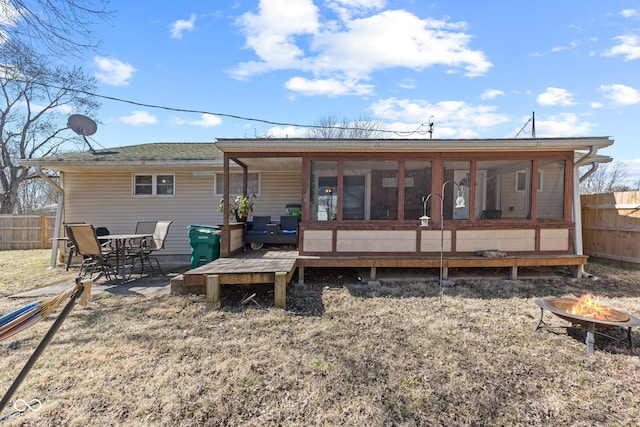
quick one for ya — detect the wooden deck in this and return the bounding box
[171,250,588,309]
[171,250,298,309]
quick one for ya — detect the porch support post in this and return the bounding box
[572,167,585,278]
[274,272,286,308]
[206,275,221,310]
[297,265,305,285]
[34,167,64,268]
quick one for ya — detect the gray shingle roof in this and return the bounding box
[22,142,222,166]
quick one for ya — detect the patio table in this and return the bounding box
[102,233,152,284]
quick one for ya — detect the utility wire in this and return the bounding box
[3,78,432,137]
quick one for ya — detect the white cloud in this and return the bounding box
[119,111,157,125]
[602,35,640,61]
[326,0,386,21]
[170,13,197,40]
[0,1,20,27]
[590,101,604,109]
[599,84,640,105]
[264,125,306,138]
[536,87,575,106]
[285,76,374,96]
[620,9,638,18]
[233,0,319,79]
[533,113,593,137]
[189,114,222,127]
[370,97,509,138]
[481,89,504,100]
[398,78,416,89]
[232,2,492,94]
[93,56,137,86]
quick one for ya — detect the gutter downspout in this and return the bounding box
[573,145,598,278]
[34,167,64,269]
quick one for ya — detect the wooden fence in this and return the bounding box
[581,191,640,267]
[0,215,57,250]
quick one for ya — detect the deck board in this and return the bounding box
[181,249,298,287]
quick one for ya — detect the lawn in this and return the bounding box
[1,249,640,426]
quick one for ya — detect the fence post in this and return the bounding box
[40,215,47,248]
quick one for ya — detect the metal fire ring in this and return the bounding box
[534,297,640,355]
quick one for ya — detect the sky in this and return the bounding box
[66,0,640,184]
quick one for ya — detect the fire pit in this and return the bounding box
[534,295,640,354]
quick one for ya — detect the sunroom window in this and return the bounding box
[536,160,565,219]
[475,160,533,219]
[443,161,470,220]
[404,161,432,220]
[311,161,338,221]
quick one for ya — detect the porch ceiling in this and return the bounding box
[232,157,302,171]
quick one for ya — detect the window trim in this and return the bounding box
[133,174,175,196]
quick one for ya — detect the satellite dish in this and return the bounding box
[67,114,97,136]
[67,114,98,152]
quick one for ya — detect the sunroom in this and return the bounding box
[215,137,612,278]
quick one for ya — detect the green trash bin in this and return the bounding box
[189,225,221,268]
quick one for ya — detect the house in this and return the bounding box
[22,136,613,279]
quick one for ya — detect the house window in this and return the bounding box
[215,173,259,195]
[134,174,174,196]
[516,170,542,192]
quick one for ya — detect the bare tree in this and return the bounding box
[16,175,57,213]
[304,114,385,138]
[0,41,99,214]
[0,0,111,57]
[580,161,631,194]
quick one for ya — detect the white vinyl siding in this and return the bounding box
[62,170,301,256]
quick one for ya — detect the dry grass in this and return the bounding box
[1,250,640,426]
[0,249,77,296]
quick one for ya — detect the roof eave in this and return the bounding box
[214,137,614,153]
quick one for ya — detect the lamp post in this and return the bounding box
[420,180,466,300]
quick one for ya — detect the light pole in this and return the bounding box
[421,180,466,300]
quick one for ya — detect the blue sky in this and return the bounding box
[75,0,639,183]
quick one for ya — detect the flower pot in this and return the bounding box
[234,209,247,223]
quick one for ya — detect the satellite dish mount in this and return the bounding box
[67,114,98,152]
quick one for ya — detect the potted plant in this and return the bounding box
[218,194,255,222]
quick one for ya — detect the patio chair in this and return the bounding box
[246,216,270,236]
[130,220,172,278]
[66,224,116,280]
[279,215,298,235]
[128,221,157,250]
[63,221,85,271]
[245,216,270,250]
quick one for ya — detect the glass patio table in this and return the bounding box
[102,233,153,284]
